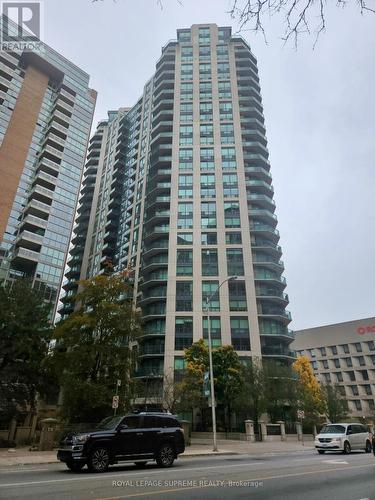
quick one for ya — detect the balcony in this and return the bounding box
[142,240,169,258]
[246,179,273,196]
[148,168,171,183]
[28,184,54,205]
[145,196,171,211]
[254,272,287,286]
[38,157,60,177]
[42,144,63,162]
[261,346,295,358]
[24,199,50,219]
[245,166,271,181]
[249,209,277,223]
[33,170,57,191]
[14,230,43,251]
[138,344,165,357]
[141,256,169,273]
[250,224,279,242]
[258,307,292,323]
[140,273,168,289]
[12,246,40,264]
[133,368,164,378]
[144,210,170,227]
[141,304,167,320]
[243,153,270,167]
[19,214,48,231]
[247,194,275,210]
[256,289,289,305]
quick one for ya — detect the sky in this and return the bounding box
[43,0,375,330]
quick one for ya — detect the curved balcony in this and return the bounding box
[152,98,174,117]
[144,210,170,228]
[251,240,282,257]
[141,255,169,273]
[138,286,167,306]
[240,117,266,134]
[250,224,280,243]
[257,306,292,324]
[243,153,270,168]
[239,105,264,122]
[148,168,171,184]
[146,181,171,197]
[261,346,295,360]
[142,239,169,258]
[141,303,167,321]
[254,271,287,288]
[245,166,272,182]
[247,194,275,210]
[241,128,267,145]
[256,289,289,306]
[133,367,164,379]
[139,273,168,290]
[252,255,284,273]
[144,196,171,211]
[246,180,273,197]
[138,344,165,357]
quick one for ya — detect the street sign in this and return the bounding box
[297,409,305,419]
[117,379,121,387]
[112,395,119,409]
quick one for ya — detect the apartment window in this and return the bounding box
[333,358,340,368]
[364,384,372,395]
[323,373,331,383]
[202,281,220,311]
[178,30,191,42]
[360,370,369,381]
[176,281,193,311]
[309,349,316,357]
[181,64,193,80]
[199,82,212,100]
[201,202,216,228]
[200,148,215,170]
[200,102,213,122]
[227,248,244,276]
[322,360,329,369]
[341,344,350,354]
[229,280,247,311]
[181,46,193,62]
[350,385,359,396]
[221,147,236,169]
[354,342,363,352]
[371,355,375,365]
[200,174,216,198]
[222,173,239,197]
[180,103,193,122]
[367,341,375,351]
[180,125,193,145]
[226,232,242,244]
[312,361,318,370]
[347,371,356,382]
[345,357,353,367]
[224,201,241,228]
[180,82,193,100]
[177,202,193,229]
[200,124,214,144]
[218,81,232,98]
[218,27,231,41]
[175,317,193,350]
[217,62,230,79]
[338,386,346,396]
[201,232,217,245]
[177,233,193,245]
[198,27,210,43]
[178,174,193,198]
[201,249,218,276]
[357,356,366,366]
[199,45,211,60]
[354,400,362,411]
[369,400,375,410]
[203,317,221,347]
[176,250,193,276]
[220,102,233,121]
[220,123,235,144]
[319,347,326,356]
[330,345,338,355]
[199,63,211,80]
[335,372,343,382]
[179,148,193,170]
[217,45,229,61]
[230,317,250,351]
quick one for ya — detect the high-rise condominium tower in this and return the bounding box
[0,15,96,316]
[61,24,292,400]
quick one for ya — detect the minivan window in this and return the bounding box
[320,425,345,434]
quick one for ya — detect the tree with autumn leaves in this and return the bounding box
[292,355,325,423]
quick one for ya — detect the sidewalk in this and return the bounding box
[0,440,314,467]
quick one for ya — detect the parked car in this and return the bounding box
[57,412,185,472]
[314,423,372,454]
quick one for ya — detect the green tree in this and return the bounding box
[52,273,141,423]
[0,279,53,425]
[322,383,348,423]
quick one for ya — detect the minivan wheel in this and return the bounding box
[156,444,175,468]
[88,447,110,473]
[365,440,372,453]
[318,450,325,455]
[66,461,85,472]
[343,441,351,454]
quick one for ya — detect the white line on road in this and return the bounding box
[0,461,262,489]
[0,468,49,473]
[322,460,348,465]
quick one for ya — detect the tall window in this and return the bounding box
[180,82,193,101]
[179,148,193,170]
[200,148,214,170]
[217,62,230,79]
[180,103,193,122]
[200,102,213,122]
[203,317,221,347]
[177,250,193,276]
[230,317,250,350]
[229,280,247,311]
[177,202,193,229]
[201,249,218,276]
[199,63,211,80]
[181,46,193,62]
[177,232,193,245]
[178,174,193,198]
[180,125,193,145]
[200,124,214,144]
[199,45,211,60]
[217,45,229,61]
[220,123,235,144]
[201,202,216,228]
[181,64,193,80]
[226,248,244,276]
[221,147,236,169]
[226,232,242,244]
[178,30,191,42]
[200,174,216,198]
[198,27,210,44]
[199,82,212,100]
[218,81,231,98]
[220,102,233,121]
[202,281,220,311]
[224,201,241,227]
[175,317,193,350]
[176,281,193,311]
[201,232,217,245]
[222,173,238,197]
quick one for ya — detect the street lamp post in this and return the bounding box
[205,276,237,452]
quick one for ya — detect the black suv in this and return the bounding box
[57,412,185,473]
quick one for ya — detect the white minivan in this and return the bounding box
[314,423,372,454]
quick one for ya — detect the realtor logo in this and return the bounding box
[1,1,44,52]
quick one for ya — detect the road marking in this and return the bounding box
[0,468,49,473]
[0,461,262,488]
[322,460,348,465]
[95,463,375,500]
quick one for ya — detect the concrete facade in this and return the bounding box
[292,317,375,418]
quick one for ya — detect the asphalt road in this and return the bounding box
[0,450,374,500]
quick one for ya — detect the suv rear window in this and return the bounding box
[159,417,180,428]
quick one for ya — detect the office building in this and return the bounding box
[293,317,375,418]
[0,15,97,316]
[61,24,292,399]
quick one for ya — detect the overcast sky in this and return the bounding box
[44,0,375,330]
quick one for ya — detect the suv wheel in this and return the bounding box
[156,443,175,468]
[88,447,110,473]
[66,461,85,472]
[365,440,372,453]
[343,441,351,454]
